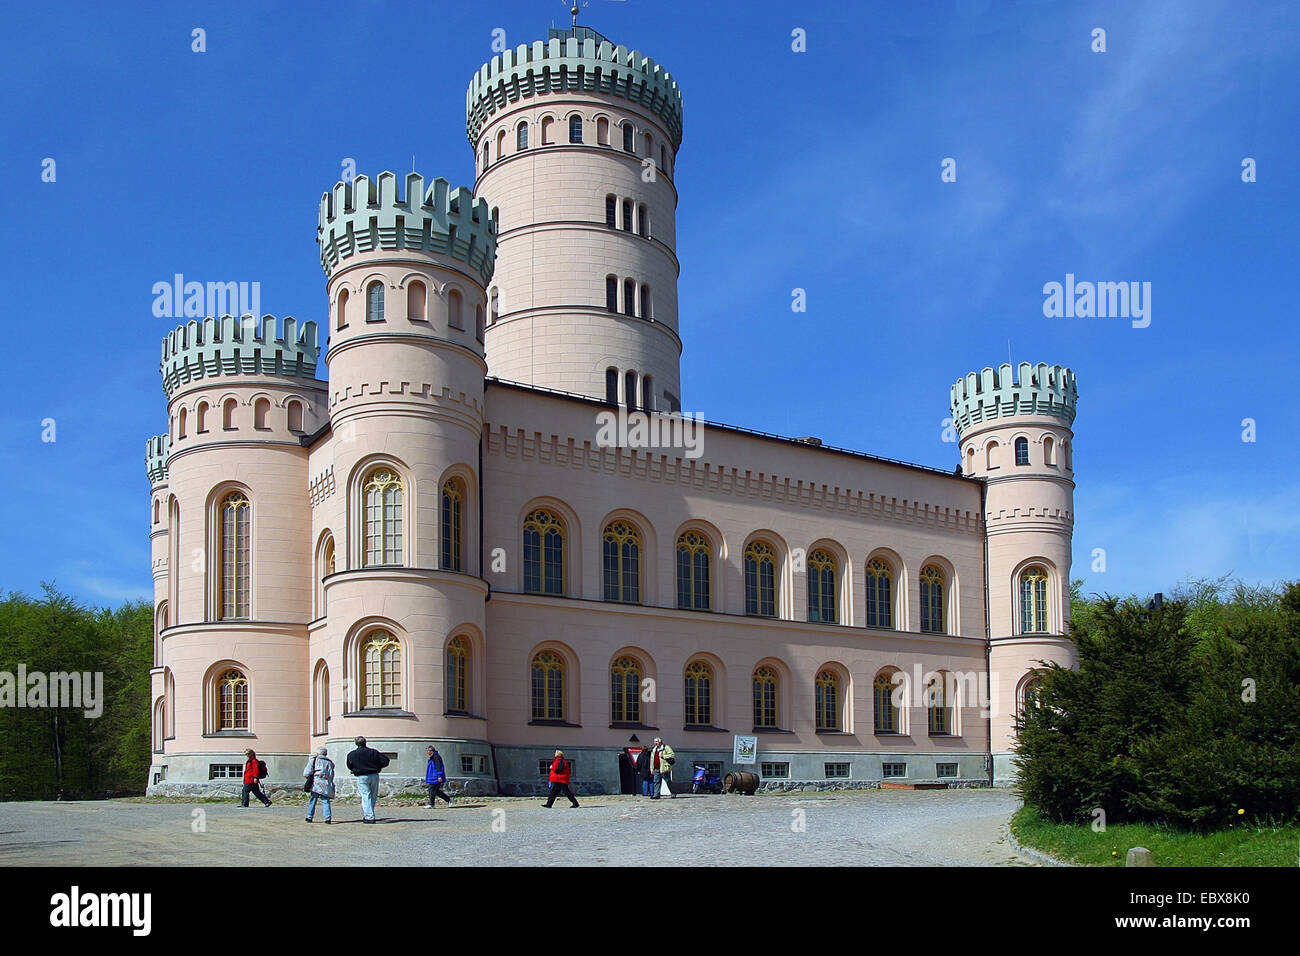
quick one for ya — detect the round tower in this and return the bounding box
[145,434,170,781]
[949,362,1080,776]
[150,313,326,789]
[466,25,685,411]
[314,171,494,778]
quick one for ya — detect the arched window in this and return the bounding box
[815,670,840,731]
[873,671,899,734]
[985,440,999,470]
[605,367,619,405]
[1063,442,1072,470]
[336,288,349,330]
[605,194,617,227]
[446,635,469,714]
[491,206,500,229]
[744,541,778,617]
[287,400,303,433]
[642,374,654,411]
[643,132,652,156]
[622,199,633,233]
[217,669,249,730]
[495,128,506,159]
[568,114,583,143]
[1015,436,1030,466]
[684,660,713,726]
[610,656,642,723]
[1020,565,1049,633]
[313,662,330,735]
[637,203,649,238]
[253,398,269,430]
[153,499,161,525]
[606,275,618,312]
[966,445,975,474]
[489,288,499,324]
[219,492,251,620]
[361,631,402,709]
[602,520,641,603]
[596,116,609,145]
[448,288,464,330]
[222,398,237,430]
[807,549,837,623]
[523,509,564,595]
[622,278,635,316]
[196,401,209,433]
[624,369,637,409]
[927,674,951,735]
[407,280,427,320]
[319,535,335,615]
[366,281,385,322]
[1043,436,1055,465]
[177,407,188,439]
[530,650,564,720]
[481,142,489,170]
[621,121,634,151]
[541,116,554,144]
[363,469,404,566]
[866,559,893,628]
[517,121,529,149]
[1021,675,1043,716]
[920,565,946,634]
[639,284,651,319]
[752,666,778,729]
[660,144,667,173]
[441,478,463,572]
[475,305,485,342]
[153,697,165,752]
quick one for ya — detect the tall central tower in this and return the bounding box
[467,25,684,412]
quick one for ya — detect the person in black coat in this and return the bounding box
[634,746,652,797]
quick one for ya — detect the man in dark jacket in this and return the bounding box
[240,748,272,808]
[423,745,453,808]
[346,736,389,823]
[634,746,652,796]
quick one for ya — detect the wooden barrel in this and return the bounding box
[724,771,760,795]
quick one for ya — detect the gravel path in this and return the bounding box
[0,788,1034,866]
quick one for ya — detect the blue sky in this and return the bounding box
[2,0,1297,607]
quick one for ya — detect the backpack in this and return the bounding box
[554,758,566,776]
[257,759,268,779]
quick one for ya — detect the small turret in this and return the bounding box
[160,315,321,399]
[145,434,171,486]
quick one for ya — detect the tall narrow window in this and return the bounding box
[752,666,778,729]
[602,521,641,604]
[1043,436,1055,465]
[516,121,528,150]
[610,656,642,723]
[1015,437,1030,465]
[986,440,999,470]
[315,664,330,735]
[660,144,667,173]
[446,635,469,714]
[481,142,489,171]
[196,402,209,433]
[217,669,249,730]
[920,565,946,634]
[475,305,485,342]
[807,549,837,623]
[623,278,635,316]
[222,398,237,430]
[366,282,384,322]
[642,374,654,411]
[639,284,651,319]
[597,116,609,145]
[685,660,713,726]
[448,289,464,330]
[1020,566,1049,634]
[866,559,893,628]
[637,203,649,238]
[530,650,564,720]
[622,122,634,152]
[744,541,777,617]
[441,478,463,572]
[407,280,427,320]
[606,275,618,312]
[336,288,349,330]
[622,199,633,233]
[815,670,840,731]
[624,370,637,410]
[362,631,401,709]
[927,675,950,735]
[605,367,619,405]
[219,492,251,620]
[253,398,269,430]
[287,400,303,433]
[363,470,404,566]
[1021,676,1043,715]
[177,407,187,439]
[541,116,554,144]
[605,194,617,227]
[522,509,564,595]
[874,672,898,734]
[320,535,335,615]
[489,288,499,324]
[568,114,582,143]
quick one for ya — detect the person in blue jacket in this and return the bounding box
[423,745,453,808]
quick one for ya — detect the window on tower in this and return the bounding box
[637,203,649,238]
[639,284,651,320]
[516,121,528,150]
[605,195,616,228]
[569,115,582,143]
[622,199,633,232]
[366,281,384,323]
[606,276,618,313]
[605,367,619,406]
[623,279,635,317]
[624,370,638,410]
[622,122,634,152]
[1015,437,1030,466]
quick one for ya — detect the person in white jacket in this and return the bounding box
[303,746,336,824]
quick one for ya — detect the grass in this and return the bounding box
[1011,804,1299,867]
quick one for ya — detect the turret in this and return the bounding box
[467,27,685,411]
[950,362,1079,770]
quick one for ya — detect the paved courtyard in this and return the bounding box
[0,788,1034,866]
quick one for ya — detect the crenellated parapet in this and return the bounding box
[949,362,1077,434]
[160,315,320,399]
[145,434,170,485]
[466,37,684,149]
[317,171,496,284]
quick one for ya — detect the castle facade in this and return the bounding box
[144,24,1078,795]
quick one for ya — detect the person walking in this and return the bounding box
[650,738,676,799]
[240,748,272,808]
[634,745,652,797]
[303,746,336,824]
[423,745,453,808]
[541,749,579,808]
[345,735,389,823]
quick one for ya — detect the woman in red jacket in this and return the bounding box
[542,749,580,808]
[240,749,272,808]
